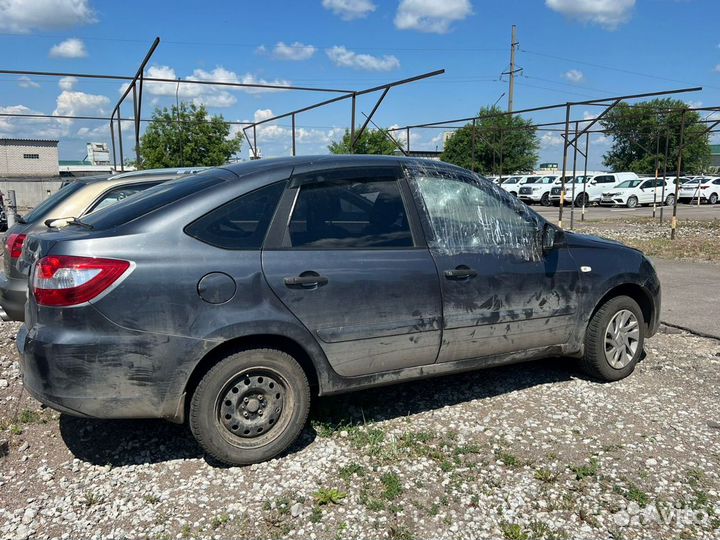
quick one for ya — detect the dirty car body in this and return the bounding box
[17,156,660,465]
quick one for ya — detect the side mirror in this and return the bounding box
[590,180,597,185]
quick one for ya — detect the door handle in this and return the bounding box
[283,274,329,288]
[443,266,477,280]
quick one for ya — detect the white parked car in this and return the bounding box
[678,177,720,204]
[550,172,639,206]
[518,174,560,206]
[600,178,676,208]
[500,175,540,197]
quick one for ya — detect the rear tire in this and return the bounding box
[665,194,675,206]
[574,193,589,207]
[580,296,645,382]
[189,348,311,466]
[710,193,719,205]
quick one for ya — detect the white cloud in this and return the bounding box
[273,41,316,61]
[137,65,291,107]
[564,69,584,83]
[58,76,78,90]
[394,0,472,34]
[322,0,376,20]
[49,37,87,58]
[541,132,563,148]
[52,90,109,126]
[0,104,68,139]
[714,64,720,73]
[545,0,635,30]
[18,76,40,88]
[326,46,400,71]
[0,0,95,33]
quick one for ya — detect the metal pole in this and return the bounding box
[508,25,517,113]
[570,121,579,229]
[132,82,141,166]
[671,110,686,240]
[110,115,117,171]
[117,105,125,172]
[558,103,571,228]
[581,132,589,222]
[291,113,296,157]
[350,92,356,154]
[499,128,504,183]
[471,118,477,173]
[660,129,670,223]
[253,124,258,159]
[406,127,410,153]
[651,130,659,218]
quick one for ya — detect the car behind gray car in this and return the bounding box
[17,156,660,465]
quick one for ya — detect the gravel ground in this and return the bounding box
[1,320,719,540]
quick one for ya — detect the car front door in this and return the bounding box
[262,166,443,377]
[407,166,580,364]
[637,180,656,204]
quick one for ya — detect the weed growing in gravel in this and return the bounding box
[143,494,161,504]
[339,463,366,481]
[180,525,191,538]
[570,457,600,480]
[309,507,322,523]
[9,424,22,435]
[359,489,385,512]
[534,468,559,483]
[83,492,103,507]
[388,523,414,539]
[381,472,403,501]
[348,426,385,454]
[314,488,347,505]
[528,520,569,540]
[210,514,230,529]
[500,522,528,540]
[18,409,44,424]
[496,450,521,468]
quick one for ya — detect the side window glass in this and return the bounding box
[185,182,285,250]
[640,180,654,189]
[288,178,412,249]
[88,182,162,213]
[412,172,540,260]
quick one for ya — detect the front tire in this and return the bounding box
[580,296,645,381]
[190,348,311,466]
[626,196,638,209]
[540,193,550,206]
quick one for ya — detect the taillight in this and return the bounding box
[32,255,132,307]
[6,233,26,260]
[700,184,709,189]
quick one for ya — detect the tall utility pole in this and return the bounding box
[507,25,519,112]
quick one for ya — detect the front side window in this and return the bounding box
[412,171,540,260]
[287,178,412,249]
[185,182,285,250]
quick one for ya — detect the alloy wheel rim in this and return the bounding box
[604,309,640,369]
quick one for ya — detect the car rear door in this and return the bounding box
[262,165,443,377]
[406,166,580,363]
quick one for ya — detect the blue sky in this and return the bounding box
[1,0,719,170]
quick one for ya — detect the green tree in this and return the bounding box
[139,103,242,168]
[328,128,398,155]
[441,106,539,174]
[601,98,710,174]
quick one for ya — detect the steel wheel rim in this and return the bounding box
[627,197,637,208]
[604,309,640,369]
[215,368,291,449]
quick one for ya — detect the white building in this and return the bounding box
[0,138,59,177]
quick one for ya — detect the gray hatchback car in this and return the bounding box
[18,156,660,465]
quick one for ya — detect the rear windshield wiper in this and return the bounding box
[44,216,94,230]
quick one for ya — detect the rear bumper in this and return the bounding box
[0,271,27,321]
[17,308,206,422]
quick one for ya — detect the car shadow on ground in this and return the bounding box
[59,356,586,468]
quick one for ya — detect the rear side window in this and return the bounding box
[185,182,285,250]
[21,181,85,223]
[596,175,614,183]
[287,178,412,249]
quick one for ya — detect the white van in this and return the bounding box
[550,172,639,206]
[518,174,561,206]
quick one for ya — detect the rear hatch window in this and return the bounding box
[81,169,233,230]
[21,181,86,224]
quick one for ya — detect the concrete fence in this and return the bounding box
[0,177,63,212]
